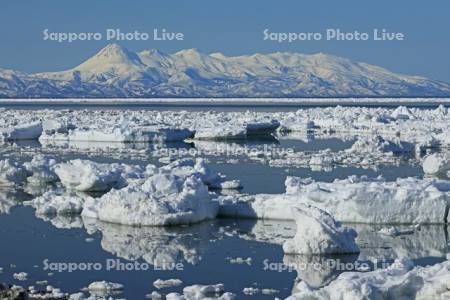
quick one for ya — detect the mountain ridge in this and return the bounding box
[1,43,450,98]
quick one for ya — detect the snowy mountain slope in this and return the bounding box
[1,43,450,98]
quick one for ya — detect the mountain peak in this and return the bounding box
[175,48,202,58]
[94,43,139,61]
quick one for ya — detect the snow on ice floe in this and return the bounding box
[81,172,218,226]
[80,158,242,226]
[282,204,359,255]
[54,159,144,192]
[218,175,450,224]
[423,153,450,176]
[166,284,235,300]
[287,258,450,300]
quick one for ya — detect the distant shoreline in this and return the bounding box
[1,97,450,107]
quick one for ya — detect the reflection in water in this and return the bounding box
[83,217,212,266]
[0,188,32,214]
[284,254,359,289]
[355,224,448,262]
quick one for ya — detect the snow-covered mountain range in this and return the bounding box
[1,43,450,98]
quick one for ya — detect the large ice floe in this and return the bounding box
[26,158,241,226]
[40,124,194,143]
[287,257,450,299]
[0,121,43,142]
[81,172,217,226]
[218,175,450,224]
[282,204,359,255]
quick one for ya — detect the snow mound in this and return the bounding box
[423,153,450,176]
[219,176,450,224]
[82,173,218,226]
[288,258,450,299]
[283,204,359,255]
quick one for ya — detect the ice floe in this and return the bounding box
[24,155,59,184]
[153,278,183,289]
[82,173,218,226]
[166,283,235,300]
[0,121,43,142]
[282,204,359,255]
[218,175,450,224]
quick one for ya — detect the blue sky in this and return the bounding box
[1,0,449,82]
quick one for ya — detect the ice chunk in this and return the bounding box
[13,272,28,281]
[423,153,450,175]
[287,258,450,299]
[82,173,218,226]
[0,121,42,141]
[24,155,59,184]
[166,284,235,300]
[153,278,183,289]
[390,106,415,120]
[54,159,143,192]
[87,281,123,292]
[283,204,359,255]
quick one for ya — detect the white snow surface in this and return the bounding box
[218,176,450,224]
[282,204,359,255]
